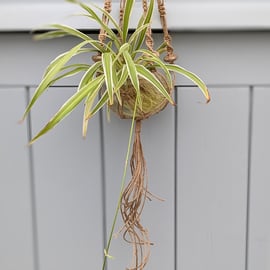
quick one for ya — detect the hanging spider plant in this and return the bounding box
[21,0,210,269]
[21,0,209,144]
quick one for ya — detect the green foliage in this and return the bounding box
[23,0,210,144]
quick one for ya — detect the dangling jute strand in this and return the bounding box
[120,120,152,270]
[98,1,174,269]
[157,0,177,63]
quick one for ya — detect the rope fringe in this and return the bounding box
[120,120,151,270]
[97,1,175,269]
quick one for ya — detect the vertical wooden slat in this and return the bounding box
[30,87,103,270]
[102,102,175,269]
[0,88,33,270]
[177,87,249,270]
[248,87,270,270]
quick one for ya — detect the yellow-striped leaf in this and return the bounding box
[165,64,211,102]
[135,64,174,104]
[102,53,114,105]
[29,75,104,144]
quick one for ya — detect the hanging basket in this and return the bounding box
[110,70,172,120]
[21,0,210,269]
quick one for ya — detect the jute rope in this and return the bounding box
[92,0,112,62]
[157,0,177,63]
[120,120,151,270]
[96,1,174,269]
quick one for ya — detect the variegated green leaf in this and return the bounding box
[91,3,123,40]
[114,65,129,105]
[136,49,173,89]
[70,1,121,48]
[87,91,109,119]
[135,0,154,50]
[102,53,114,105]
[82,80,104,137]
[156,41,167,55]
[78,61,103,90]
[115,65,128,91]
[34,30,67,40]
[128,23,150,50]
[29,75,104,144]
[123,50,142,108]
[22,40,89,121]
[122,0,135,42]
[135,64,174,104]
[51,64,90,85]
[165,64,210,102]
[50,24,91,41]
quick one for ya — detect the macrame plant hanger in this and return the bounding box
[96,0,176,269]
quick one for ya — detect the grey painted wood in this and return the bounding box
[248,87,270,270]
[172,33,270,85]
[0,88,33,270]
[102,102,175,269]
[30,87,103,270]
[177,87,249,270]
[2,32,270,270]
[1,33,270,85]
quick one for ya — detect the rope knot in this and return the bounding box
[158,4,166,17]
[135,120,142,134]
[104,1,112,12]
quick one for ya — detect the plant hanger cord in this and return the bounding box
[157,0,177,63]
[100,1,176,270]
[92,0,112,63]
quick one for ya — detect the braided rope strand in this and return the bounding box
[157,0,177,63]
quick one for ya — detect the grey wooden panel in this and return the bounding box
[0,88,33,270]
[2,33,270,85]
[30,87,103,270]
[102,101,175,269]
[177,87,249,270]
[249,87,270,270]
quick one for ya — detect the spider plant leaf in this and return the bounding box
[34,30,67,40]
[115,65,128,91]
[50,24,91,42]
[50,64,90,85]
[22,40,89,121]
[90,3,123,40]
[135,0,154,50]
[123,50,142,108]
[112,43,130,66]
[119,43,130,55]
[136,49,173,89]
[165,64,211,102]
[128,23,150,50]
[87,91,110,119]
[29,75,104,144]
[156,41,167,55]
[69,1,121,48]
[135,64,174,105]
[114,65,129,106]
[42,47,91,79]
[122,0,135,42]
[82,79,104,137]
[78,61,103,90]
[102,53,114,105]
[82,95,96,137]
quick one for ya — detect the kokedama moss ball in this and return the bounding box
[110,71,172,120]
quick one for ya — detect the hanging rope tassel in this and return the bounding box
[120,120,151,270]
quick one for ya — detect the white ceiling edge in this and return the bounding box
[1,2,270,32]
